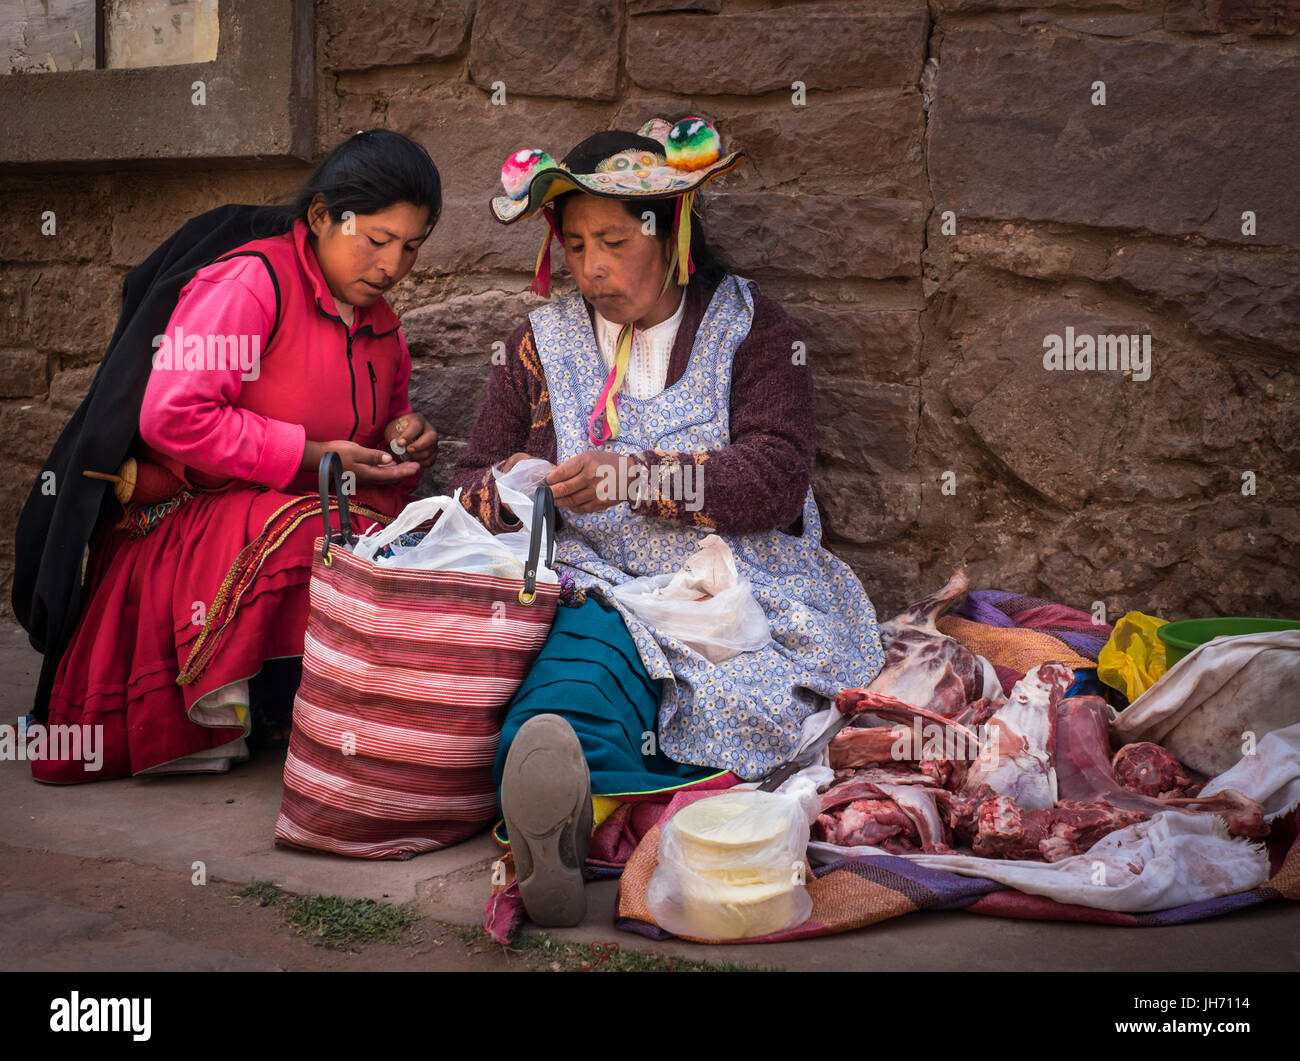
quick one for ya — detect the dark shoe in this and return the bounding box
[247,658,302,750]
[500,714,592,927]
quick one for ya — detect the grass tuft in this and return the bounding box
[236,880,421,949]
[454,925,782,972]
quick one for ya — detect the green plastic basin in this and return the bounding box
[1157,617,1300,667]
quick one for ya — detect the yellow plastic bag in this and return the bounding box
[1098,611,1169,701]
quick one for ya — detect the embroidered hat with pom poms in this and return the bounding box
[490,117,744,298]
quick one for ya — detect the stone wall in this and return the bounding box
[1,0,1296,622]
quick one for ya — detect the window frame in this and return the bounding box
[1,0,314,168]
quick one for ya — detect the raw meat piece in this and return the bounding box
[866,570,993,716]
[829,764,938,792]
[820,778,889,813]
[814,776,952,853]
[1052,696,1192,812]
[832,689,984,796]
[961,663,1073,810]
[1162,790,1268,839]
[879,784,952,853]
[829,725,911,768]
[972,795,1148,862]
[1051,696,1261,837]
[814,799,913,848]
[918,758,956,788]
[1113,742,1202,799]
[934,786,992,846]
[817,620,1277,862]
[1054,695,1123,802]
[820,769,939,814]
[953,696,1002,730]
[834,689,984,749]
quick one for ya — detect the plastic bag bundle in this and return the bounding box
[646,786,816,940]
[1098,611,1168,701]
[351,488,556,582]
[611,535,773,663]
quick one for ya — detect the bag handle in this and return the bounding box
[318,451,356,566]
[519,484,556,605]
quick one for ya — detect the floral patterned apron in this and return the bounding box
[531,274,885,780]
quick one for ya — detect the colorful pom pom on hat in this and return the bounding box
[490,117,743,299]
[490,117,742,225]
[501,148,559,200]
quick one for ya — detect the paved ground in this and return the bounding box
[1,618,1297,972]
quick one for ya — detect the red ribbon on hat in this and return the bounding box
[531,204,565,298]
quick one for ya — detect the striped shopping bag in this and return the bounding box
[275,452,558,859]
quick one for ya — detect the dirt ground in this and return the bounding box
[1,840,763,972]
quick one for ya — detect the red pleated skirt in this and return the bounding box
[35,482,407,783]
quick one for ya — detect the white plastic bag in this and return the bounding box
[493,458,555,563]
[351,488,556,581]
[611,535,772,663]
[646,789,814,940]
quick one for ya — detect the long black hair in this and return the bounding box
[254,129,442,238]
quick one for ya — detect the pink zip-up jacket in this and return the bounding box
[139,218,418,497]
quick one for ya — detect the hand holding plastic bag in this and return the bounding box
[611,535,773,663]
[493,458,555,562]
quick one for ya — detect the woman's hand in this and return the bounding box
[302,439,421,485]
[384,413,439,468]
[547,450,626,514]
[498,451,537,474]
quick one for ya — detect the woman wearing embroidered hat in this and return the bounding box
[452,117,885,926]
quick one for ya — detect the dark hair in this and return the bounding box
[254,129,442,237]
[550,192,729,286]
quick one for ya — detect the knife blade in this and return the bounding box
[756,709,854,792]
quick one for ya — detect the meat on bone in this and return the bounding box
[972,795,1148,862]
[829,764,940,790]
[834,688,984,750]
[816,612,1273,860]
[1112,741,1202,799]
[879,784,952,853]
[815,798,915,850]
[960,663,1073,810]
[1161,790,1268,839]
[1052,695,1264,837]
[1054,694,1125,803]
[865,569,998,717]
[828,725,912,769]
[814,778,952,853]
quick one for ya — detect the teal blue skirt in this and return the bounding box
[493,596,725,801]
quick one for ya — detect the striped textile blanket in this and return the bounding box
[954,590,1113,660]
[613,791,1299,944]
[936,614,1096,677]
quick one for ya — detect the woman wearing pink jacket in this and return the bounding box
[34,130,442,782]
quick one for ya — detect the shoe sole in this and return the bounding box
[500,714,592,927]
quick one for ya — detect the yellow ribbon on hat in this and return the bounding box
[675,190,695,286]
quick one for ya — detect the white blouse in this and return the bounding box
[593,291,686,400]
